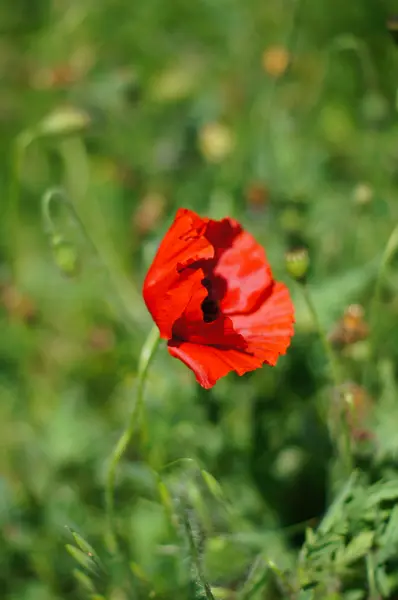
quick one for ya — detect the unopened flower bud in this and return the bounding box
[50,234,79,277]
[37,106,90,139]
[198,122,234,163]
[353,182,373,206]
[285,248,309,282]
[387,15,398,45]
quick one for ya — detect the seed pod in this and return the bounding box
[328,304,369,348]
[50,234,79,277]
[285,248,309,283]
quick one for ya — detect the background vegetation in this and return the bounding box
[2,0,398,598]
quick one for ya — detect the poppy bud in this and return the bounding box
[198,122,235,163]
[37,106,90,139]
[387,15,398,45]
[149,61,199,102]
[50,234,79,277]
[353,182,373,206]
[285,248,309,283]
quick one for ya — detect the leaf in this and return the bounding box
[306,533,344,565]
[73,569,96,594]
[344,592,365,600]
[66,545,99,575]
[201,470,226,505]
[211,587,232,599]
[378,505,398,562]
[382,504,398,546]
[66,529,105,573]
[238,555,268,600]
[70,531,98,560]
[318,472,358,535]
[297,590,315,600]
[375,565,392,597]
[156,477,174,524]
[365,480,398,508]
[336,531,374,567]
[294,261,379,330]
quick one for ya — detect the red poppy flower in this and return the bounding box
[143,208,294,389]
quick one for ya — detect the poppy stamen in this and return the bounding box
[201,297,219,323]
[201,278,219,323]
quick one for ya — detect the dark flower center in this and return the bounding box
[201,277,219,323]
[201,297,219,323]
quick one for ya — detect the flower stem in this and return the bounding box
[105,325,161,553]
[181,503,215,600]
[8,131,34,279]
[41,187,89,238]
[300,282,340,385]
[300,282,353,476]
[41,187,143,333]
[364,223,398,389]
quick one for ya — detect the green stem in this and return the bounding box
[300,282,353,476]
[362,223,398,392]
[260,0,306,181]
[181,503,215,600]
[300,282,340,385]
[8,131,34,279]
[41,187,143,333]
[105,325,161,553]
[368,223,398,342]
[42,186,115,256]
[366,552,378,600]
[239,556,268,600]
[308,35,379,115]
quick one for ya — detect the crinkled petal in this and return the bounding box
[211,226,274,315]
[168,340,264,389]
[230,282,295,365]
[143,209,214,338]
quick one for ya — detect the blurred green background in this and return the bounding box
[2,0,398,598]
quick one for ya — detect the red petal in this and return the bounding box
[211,226,274,315]
[230,282,295,365]
[172,279,246,348]
[168,341,264,389]
[143,209,214,338]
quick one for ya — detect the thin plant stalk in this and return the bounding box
[181,504,215,600]
[41,187,91,240]
[300,283,340,385]
[308,36,378,116]
[41,187,142,333]
[366,552,378,600]
[260,0,307,180]
[8,131,34,278]
[300,282,353,476]
[364,223,398,389]
[105,325,161,553]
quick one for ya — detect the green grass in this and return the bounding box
[2,0,398,598]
